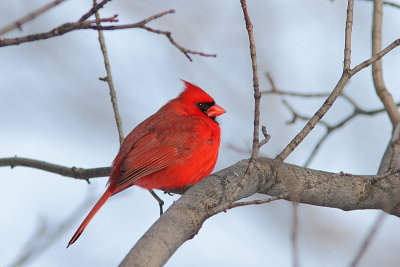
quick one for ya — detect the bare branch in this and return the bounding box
[343,0,354,71]
[0,9,216,61]
[8,193,96,267]
[0,11,171,47]
[209,0,262,214]
[350,121,400,266]
[349,212,387,267]
[291,203,300,267]
[265,72,278,92]
[276,37,400,162]
[263,90,330,98]
[276,0,356,162]
[259,125,271,147]
[240,0,262,159]
[371,0,400,126]
[0,156,110,180]
[140,25,216,61]
[93,0,124,144]
[119,158,400,266]
[0,0,67,36]
[350,38,400,75]
[282,97,400,167]
[360,0,400,9]
[227,193,288,209]
[79,0,113,21]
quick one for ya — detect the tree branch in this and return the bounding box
[0,0,67,36]
[8,193,96,267]
[360,0,400,9]
[0,8,216,60]
[209,0,264,215]
[282,98,400,167]
[0,156,110,180]
[371,0,400,126]
[79,0,113,21]
[0,10,171,47]
[276,0,356,162]
[93,0,124,144]
[276,35,400,161]
[350,121,400,266]
[119,157,400,267]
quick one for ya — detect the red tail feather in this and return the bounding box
[67,188,113,248]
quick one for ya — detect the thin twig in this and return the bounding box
[92,0,165,214]
[93,0,124,144]
[0,9,216,61]
[282,98,400,167]
[266,72,278,91]
[141,25,216,61]
[349,212,386,267]
[227,193,288,209]
[349,190,400,267]
[350,38,400,75]
[276,0,355,162]
[350,122,400,266]
[263,90,330,98]
[343,0,354,71]
[242,0,262,159]
[276,8,400,162]
[0,156,110,180]
[264,72,355,100]
[210,0,263,213]
[0,12,166,47]
[0,0,67,36]
[291,202,299,267]
[349,124,400,267]
[8,193,96,267]
[79,0,113,21]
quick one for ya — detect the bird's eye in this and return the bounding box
[196,101,215,112]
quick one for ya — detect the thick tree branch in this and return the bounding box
[3,154,400,267]
[119,157,400,267]
[5,156,400,217]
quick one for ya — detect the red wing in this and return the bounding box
[115,133,182,188]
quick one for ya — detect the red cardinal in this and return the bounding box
[67,81,225,247]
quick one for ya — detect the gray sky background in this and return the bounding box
[1,1,400,266]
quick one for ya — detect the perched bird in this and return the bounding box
[67,81,225,247]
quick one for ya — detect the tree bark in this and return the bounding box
[120,157,400,267]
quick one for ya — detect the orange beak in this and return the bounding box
[206,104,226,117]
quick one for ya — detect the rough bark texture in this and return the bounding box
[119,157,400,267]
